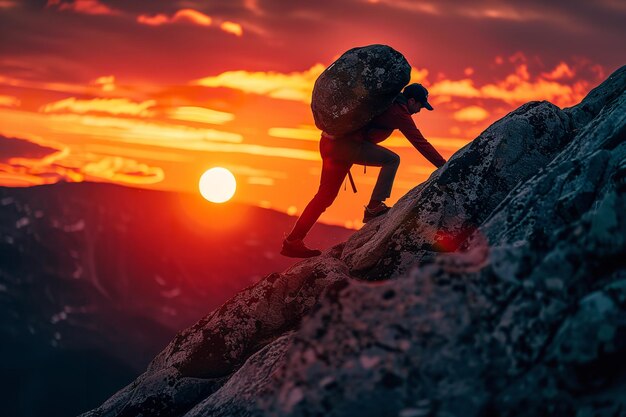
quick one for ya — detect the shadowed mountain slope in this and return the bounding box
[0,183,351,417]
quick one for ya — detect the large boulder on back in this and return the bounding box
[312,44,411,136]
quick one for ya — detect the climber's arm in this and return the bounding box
[396,110,446,168]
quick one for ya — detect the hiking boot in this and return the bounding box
[281,238,322,258]
[363,202,391,223]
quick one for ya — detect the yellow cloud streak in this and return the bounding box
[174,9,212,25]
[81,156,164,184]
[137,9,213,26]
[1,133,165,186]
[0,94,20,107]
[268,126,320,141]
[47,0,122,15]
[429,79,481,97]
[1,109,319,161]
[221,21,243,36]
[453,106,489,122]
[167,106,235,125]
[193,64,325,103]
[0,74,154,99]
[92,75,116,92]
[40,97,156,116]
[224,164,287,179]
[247,176,274,185]
[46,113,243,144]
[83,144,193,162]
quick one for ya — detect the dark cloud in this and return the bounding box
[0,0,623,86]
[0,135,59,162]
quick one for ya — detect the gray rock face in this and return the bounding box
[82,66,626,417]
[342,99,572,279]
[311,44,411,136]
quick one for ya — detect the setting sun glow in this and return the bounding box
[199,167,236,203]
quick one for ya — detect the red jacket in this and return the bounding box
[363,101,446,168]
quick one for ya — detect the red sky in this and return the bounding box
[1,0,624,229]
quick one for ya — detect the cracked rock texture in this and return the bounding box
[82,66,626,417]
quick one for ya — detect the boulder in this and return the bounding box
[311,44,411,136]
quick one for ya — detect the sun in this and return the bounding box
[199,167,237,203]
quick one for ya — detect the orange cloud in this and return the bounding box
[4,152,163,186]
[82,156,164,184]
[0,94,20,107]
[172,9,212,25]
[0,134,60,163]
[83,144,193,162]
[453,106,489,122]
[458,5,572,28]
[136,9,246,36]
[40,97,156,116]
[542,62,575,80]
[166,106,235,125]
[409,67,429,84]
[366,0,439,14]
[247,176,274,186]
[92,75,116,91]
[46,0,122,16]
[137,9,212,27]
[1,135,164,187]
[44,113,243,145]
[268,125,319,141]
[0,73,143,98]
[429,61,590,107]
[221,21,243,36]
[1,109,318,161]
[193,63,325,103]
[480,75,582,107]
[136,14,170,26]
[40,113,318,159]
[429,79,481,98]
[1,136,75,186]
[226,165,287,180]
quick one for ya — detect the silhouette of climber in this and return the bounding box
[281,83,446,258]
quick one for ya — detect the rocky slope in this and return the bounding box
[82,66,626,417]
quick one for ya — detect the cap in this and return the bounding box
[403,83,434,111]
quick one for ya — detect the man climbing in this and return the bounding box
[281,83,446,258]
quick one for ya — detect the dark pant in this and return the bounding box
[287,136,400,240]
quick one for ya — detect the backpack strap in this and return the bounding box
[347,169,357,193]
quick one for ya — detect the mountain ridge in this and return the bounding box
[83,66,626,417]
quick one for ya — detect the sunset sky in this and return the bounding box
[1,0,624,229]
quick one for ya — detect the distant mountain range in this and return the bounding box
[0,181,352,417]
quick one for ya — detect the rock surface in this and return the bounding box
[311,44,411,136]
[82,66,626,417]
